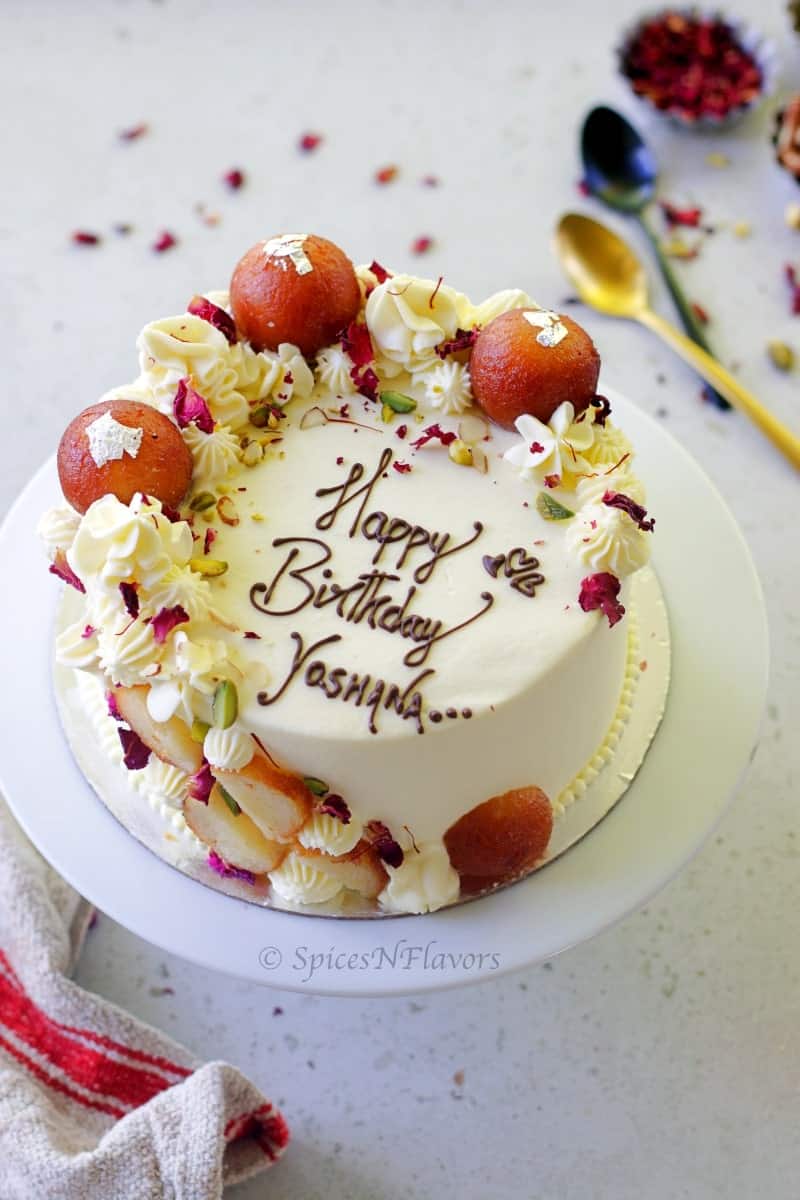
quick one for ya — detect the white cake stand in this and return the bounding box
[0,390,768,996]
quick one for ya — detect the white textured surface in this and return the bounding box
[1,1,798,1197]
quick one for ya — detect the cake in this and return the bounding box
[39,234,663,916]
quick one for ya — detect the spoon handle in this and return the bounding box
[637,212,731,411]
[638,307,800,471]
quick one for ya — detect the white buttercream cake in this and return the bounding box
[40,235,660,915]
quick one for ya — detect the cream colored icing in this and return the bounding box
[470,288,537,327]
[298,812,363,856]
[379,842,460,913]
[315,345,358,396]
[268,853,343,904]
[182,424,241,487]
[365,274,471,376]
[203,724,254,771]
[566,501,651,577]
[37,506,81,560]
[417,359,473,414]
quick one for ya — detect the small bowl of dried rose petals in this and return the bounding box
[617,8,779,130]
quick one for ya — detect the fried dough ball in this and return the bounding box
[444,785,553,894]
[57,399,192,514]
[470,309,600,428]
[230,233,360,356]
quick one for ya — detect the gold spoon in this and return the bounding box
[555,212,800,471]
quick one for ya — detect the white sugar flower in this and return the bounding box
[503,402,595,488]
[417,359,473,415]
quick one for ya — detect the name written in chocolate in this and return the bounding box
[251,447,543,733]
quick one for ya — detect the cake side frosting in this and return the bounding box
[40,240,657,915]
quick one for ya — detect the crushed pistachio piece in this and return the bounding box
[191,718,210,744]
[732,221,752,239]
[189,557,229,577]
[212,680,238,729]
[448,438,473,466]
[381,403,394,424]
[218,784,242,817]
[303,776,330,796]
[705,152,730,168]
[189,491,217,512]
[536,492,575,521]
[767,340,795,371]
[250,513,265,522]
[380,390,417,414]
[250,405,270,428]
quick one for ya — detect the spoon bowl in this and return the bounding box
[555,213,649,317]
[581,105,656,214]
[553,212,800,471]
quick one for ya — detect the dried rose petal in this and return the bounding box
[530,441,545,454]
[150,605,190,645]
[187,295,237,344]
[222,168,245,190]
[119,581,140,619]
[591,394,612,427]
[203,527,217,556]
[411,236,433,255]
[119,123,148,142]
[152,230,177,253]
[188,762,214,803]
[298,131,322,153]
[318,794,351,823]
[341,320,374,367]
[207,849,256,884]
[81,624,96,639]
[395,424,408,440]
[421,175,439,187]
[113,223,133,236]
[365,820,404,868]
[410,423,457,450]
[71,231,101,246]
[543,474,561,489]
[173,377,215,433]
[621,13,762,121]
[785,264,800,315]
[577,178,591,196]
[243,631,261,639]
[375,165,398,185]
[393,460,412,474]
[49,551,85,593]
[351,365,379,402]
[118,727,151,771]
[106,691,123,722]
[435,328,479,358]
[661,201,703,228]
[603,490,656,532]
[369,260,392,284]
[579,572,625,628]
[690,301,710,325]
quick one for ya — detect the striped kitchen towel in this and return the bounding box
[0,801,288,1199]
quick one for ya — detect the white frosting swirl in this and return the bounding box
[503,403,595,488]
[55,620,100,671]
[315,345,357,396]
[379,842,460,914]
[365,274,471,376]
[470,288,537,327]
[583,420,633,468]
[417,359,473,415]
[68,494,192,594]
[137,313,239,414]
[37,506,81,560]
[566,502,651,577]
[96,617,160,686]
[141,760,188,806]
[182,424,240,487]
[147,565,212,623]
[268,853,343,904]
[576,468,645,508]
[203,724,254,771]
[298,811,363,856]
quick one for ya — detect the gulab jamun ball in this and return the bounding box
[444,786,553,895]
[470,309,601,429]
[230,233,360,357]
[57,399,193,514]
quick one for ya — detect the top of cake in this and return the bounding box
[40,232,656,914]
